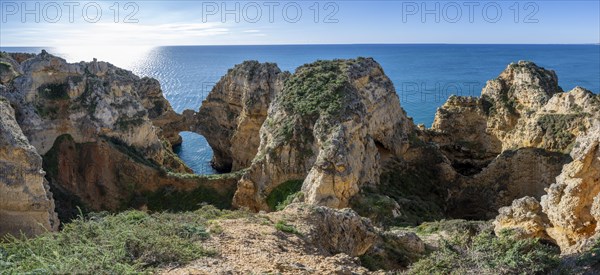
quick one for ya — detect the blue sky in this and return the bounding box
[1,1,599,46]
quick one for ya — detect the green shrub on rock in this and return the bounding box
[407,228,560,274]
[0,209,219,274]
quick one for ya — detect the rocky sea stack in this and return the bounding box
[1,51,599,273]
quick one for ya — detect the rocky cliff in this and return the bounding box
[192,61,288,172]
[431,61,599,219]
[495,122,600,253]
[231,58,416,211]
[0,51,238,227]
[0,95,58,237]
[431,62,598,172]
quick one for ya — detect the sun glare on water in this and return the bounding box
[53,45,154,70]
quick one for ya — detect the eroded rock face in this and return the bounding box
[280,203,378,257]
[0,51,211,220]
[233,58,415,211]
[0,96,58,237]
[541,123,600,253]
[494,196,551,240]
[495,123,600,253]
[431,61,598,172]
[194,61,289,172]
[448,148,570,219]
[1,51,185,169]
[434,61,598,220]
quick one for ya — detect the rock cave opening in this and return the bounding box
[173,131,218,174]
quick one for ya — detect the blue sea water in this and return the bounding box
[2,44,599,174]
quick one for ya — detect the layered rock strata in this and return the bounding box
[0,95,59,237]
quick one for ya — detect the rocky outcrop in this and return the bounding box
[0,96,58,237]
[494,196,551,240]
[433,61,599,220]
[279,203,378,257]
[448,148,570,219]
[431,61,598,174]
[495,122,600,253]
[232,58,416,211]
[171,204,424,274]
[1,51,186,169]
[193,61,288,172]
[541,122,600,253]
[0,51,240,224]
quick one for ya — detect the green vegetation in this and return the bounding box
[38,83,70,100]
[360,232,423,271]
[275,192,304,211]
[270,59,359,143]
[537,114,583,152]
[280,59,350,118]
[274,220,301,236]
[35,105,60,119]
[574,239,600,273]
[411,219,488,236]
[349,191,400,226]
[0,208,225,273]
[266,179,304,211]
[0,61,13,74]
[115,116,145,131]
[137,183,236,211]
[407,228,560,274]
[351,151,447,227]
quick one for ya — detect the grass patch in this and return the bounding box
[406,228,560,274]
[0,209,218,274]
[266,179,304,211]
[274,220,301,236]
[412,219,488,236]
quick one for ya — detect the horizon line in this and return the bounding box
[1,42,600,48]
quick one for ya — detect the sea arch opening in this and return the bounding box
[173,131,217,175]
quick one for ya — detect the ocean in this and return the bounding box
[2,44,599,174]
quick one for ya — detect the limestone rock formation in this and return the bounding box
[448,148,570,219]
[0,51,236,222]
[433,61,599,220]
[494,196,551,240]
[431,61,598,173]
[232,58,416,211]
[495,122,600,253]
[541,122,600,253]
[194,61,289,172]
[278,203,378,257]
[1,51,185,169]
[0,96,59,237]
